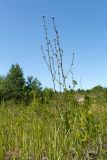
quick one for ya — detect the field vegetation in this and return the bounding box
[0,64,107,160]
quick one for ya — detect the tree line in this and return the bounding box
[0,63,107,105]
[0,64,54,104]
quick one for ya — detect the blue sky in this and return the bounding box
[0,0,107,89]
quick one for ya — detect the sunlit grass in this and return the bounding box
[0,99,107,159]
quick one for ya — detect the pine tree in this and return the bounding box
[5,64,25,101]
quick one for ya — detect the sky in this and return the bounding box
[0,0,107,90]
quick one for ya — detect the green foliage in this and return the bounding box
[23,76,42,104]
[0,64,43,104]
[43,88,54,104]
[4,64,25,101]
[0,63,107,159]
[0,98,107,159]
[0,76,6,101]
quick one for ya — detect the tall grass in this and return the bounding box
[0,97,107,159]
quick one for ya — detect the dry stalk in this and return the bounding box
[41,16,75,92]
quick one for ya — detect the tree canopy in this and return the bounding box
[0,64,42,104]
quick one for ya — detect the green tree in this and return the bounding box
[0,76,6,102]
[43,88,54,104]
[4,64,25,101]
[25,76,42,102]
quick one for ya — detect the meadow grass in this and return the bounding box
[0,98,107,160]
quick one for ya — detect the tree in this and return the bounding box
[4,64,25,101]
[43,88,54,104]
[0,76,6,102]
[25,76,42,102]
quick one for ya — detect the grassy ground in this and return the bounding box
[0,97,107,159]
